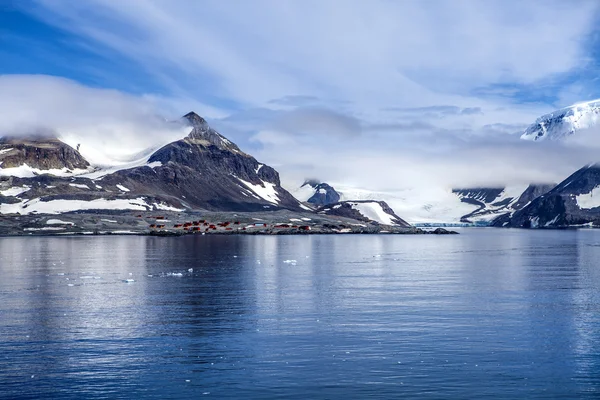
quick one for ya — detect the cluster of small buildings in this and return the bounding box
[143,215,311,234]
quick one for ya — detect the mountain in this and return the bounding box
[494,164,600,228]
[0,112,307,215]
[317,200,411,227]
[521,99,600,141]
[0,136,90,177]
[452,184,555,224]
[296,180,341,207]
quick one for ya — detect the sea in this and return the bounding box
[1,229,599,399]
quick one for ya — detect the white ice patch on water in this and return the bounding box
[576,186,600,209]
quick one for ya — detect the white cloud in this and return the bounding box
[3,1,600,218]
[0,75,203,165]
[28,0,599,109]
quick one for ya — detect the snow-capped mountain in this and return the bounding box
[295,180,341,207]
[521,99,600,141]
[494,164,600,228]
[317,200,411,227]
[0,112,306,215]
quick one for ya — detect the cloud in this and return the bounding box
[23,0,600,111]
[0,75,200,164]
[3,1,600,217]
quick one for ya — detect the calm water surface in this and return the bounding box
[1,229,599,399]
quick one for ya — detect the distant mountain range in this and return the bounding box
[6,99,600,229]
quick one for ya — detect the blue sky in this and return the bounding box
[2,0,600,190]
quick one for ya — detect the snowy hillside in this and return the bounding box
[334,185,476,224]
[521,99,600,141]
[318,200,411,227]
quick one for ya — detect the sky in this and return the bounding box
[2,0,600,193]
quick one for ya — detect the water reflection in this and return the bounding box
[1,231,600,398]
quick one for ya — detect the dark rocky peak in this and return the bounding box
[183,111,208,127]
[302,180,340,206]
[182,111,242,153]
[512,183,556,210]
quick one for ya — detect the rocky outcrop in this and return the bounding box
[0,136,89,171]
[494,165,600,228]
[452,184,555,224]
[301,180,341,207]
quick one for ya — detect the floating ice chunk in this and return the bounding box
[67,283,75,287]
[123,279,135,283]
[283,259,297,263]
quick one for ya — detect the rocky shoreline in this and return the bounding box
[0,209,458,236]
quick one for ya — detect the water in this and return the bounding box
[1,229,599,399]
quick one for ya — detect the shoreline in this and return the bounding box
[0,209,459,237]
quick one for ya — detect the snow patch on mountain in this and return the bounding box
[0,164,92,178]
[0,197,183,215]
[0,186,30,197]
[347,202,395,225]
[237,178,280,204]
[576,186,600,209]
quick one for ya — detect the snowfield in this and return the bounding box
[0,186,30,197]
[237,177,280,204]
[576,186,600,209]
[0,197,183,215]
[0,164,92,178]
[347,202,395,225]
